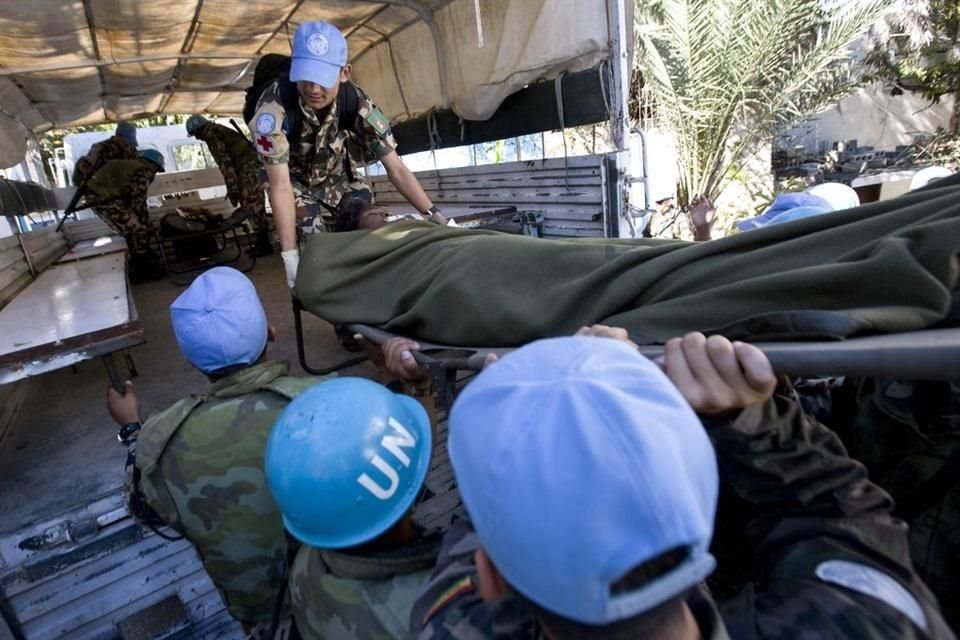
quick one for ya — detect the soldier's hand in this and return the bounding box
[689,196,716,229]
[383,338,430,383]
[575,324,638,348]
[107,381,142,425]
[664,332,776,414]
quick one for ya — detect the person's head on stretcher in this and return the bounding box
[334,196,390,232]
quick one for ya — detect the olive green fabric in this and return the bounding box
[295,176,960,347]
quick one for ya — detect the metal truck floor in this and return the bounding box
[0,255,374,535]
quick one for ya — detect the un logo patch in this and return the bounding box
[307,33,329,56]
[256,113,276,135]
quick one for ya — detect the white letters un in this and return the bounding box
[357,417,417,500]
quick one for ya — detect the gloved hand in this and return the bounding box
[281,249,300,289]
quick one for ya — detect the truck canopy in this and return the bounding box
[0,0,632,167]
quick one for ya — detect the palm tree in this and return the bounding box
[634,0,893,221]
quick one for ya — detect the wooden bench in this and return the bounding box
[370,155,610,239]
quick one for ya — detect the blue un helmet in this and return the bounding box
[139,149,165,170]
[265,377,433,549]
[186,114,209,136]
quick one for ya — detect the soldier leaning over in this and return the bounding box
[106,267,323,637]
[247,20,445,290]
[72,121,138,186]
[186,115,274,257]
[85,149,166,281]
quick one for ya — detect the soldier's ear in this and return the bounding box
[475,547,509,602]
[340,65,352,83]
[267,325,277,343]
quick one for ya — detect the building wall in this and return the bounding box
[786,83,955,154]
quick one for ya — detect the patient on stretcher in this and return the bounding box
[333,195,450,232]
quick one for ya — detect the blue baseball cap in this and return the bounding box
[170,267,268,373]
[449,336,718,625]
[290,21,348,89]
[768,204,831,226]
[737,192,832,231]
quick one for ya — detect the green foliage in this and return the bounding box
[866,0,960,132]
[634,0,892,209]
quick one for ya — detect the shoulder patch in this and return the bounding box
[256,112,277,135]
[422,576,474,627]
[364,107,390,135]
[815,560,927,631]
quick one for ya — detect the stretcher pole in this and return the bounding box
[349,325,960,381]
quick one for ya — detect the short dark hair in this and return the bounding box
[514,546,692,640]
[333,193,374,232]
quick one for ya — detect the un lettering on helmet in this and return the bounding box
[357,417,416,500]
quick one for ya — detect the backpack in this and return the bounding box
[243,53,360,149]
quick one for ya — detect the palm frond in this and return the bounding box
[634,0,894,207]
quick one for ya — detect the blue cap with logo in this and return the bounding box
[449,336,718,625]
[170,267,268,373]
[290,21,348,89]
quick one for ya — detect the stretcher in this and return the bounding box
[153,214,255,286]
[295,306,960,411]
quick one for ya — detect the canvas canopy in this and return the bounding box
[0,0,628,168]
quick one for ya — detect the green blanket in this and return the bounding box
[296,177,960,347]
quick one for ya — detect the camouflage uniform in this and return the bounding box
[191,121,269,232]
[127,361,322,625]
[829,379,960,632]
[288,534,441,640]
[412,395,955,639]
[249,80,396,235]
[72,134,137,186]
[85,157,162,255]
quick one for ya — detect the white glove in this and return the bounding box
[281,249,300,289]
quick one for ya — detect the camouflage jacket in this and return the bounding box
[72,134,137,186]
[85,158,161,205]
[130,361,321,623]
[412,396,955,639]
[248,80,396,209]
[290,533,442,639]
[193,122,260,197]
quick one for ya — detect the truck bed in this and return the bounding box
[0,256,379,638]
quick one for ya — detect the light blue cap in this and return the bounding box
[737,192,832,231]
[290,21,348,89]
[449,336,718,625]
[170,267,268,373]
[768,204,831,226]
[265,377,432,549]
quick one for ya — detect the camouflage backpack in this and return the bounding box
[126,373,315,533]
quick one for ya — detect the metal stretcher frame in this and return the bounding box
[152,220,255,285]
[0,252,144,386]
[340,323,960,408]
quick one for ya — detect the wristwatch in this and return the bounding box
[426,205,442,216]
[117,421,142,445]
